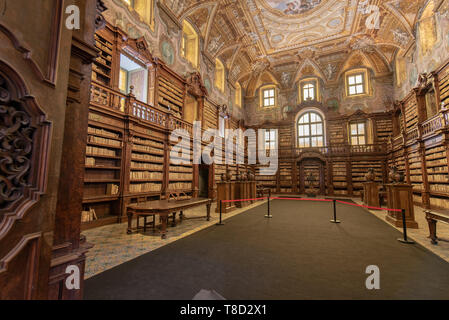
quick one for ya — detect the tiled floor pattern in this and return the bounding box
[83,200,267,279]
[84,196,449,279]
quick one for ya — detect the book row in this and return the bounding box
[86,146,116,157]
[130,171,163,180]
[88,135,122,147]
[129,183,162,193]
[87,127,120,139]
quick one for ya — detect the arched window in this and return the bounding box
[181,20,199,68]
[215,59,225,92]
[297,111,325,148]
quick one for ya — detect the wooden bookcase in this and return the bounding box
[155,65,186,115]
[376,118,393,143]
[168,129,193,197]
[328,121,345,144]
[203,99,218,130]
[128,134,164,194]
[279,126,292,157]
[351,161,381,196]
[387,59,449,211]
[82,110,125,228]
[425,143,449,208]
[437,60,449,108]
[407,146,424,198]
[279,161,293,193]
[332,161,347,196]
[255,165,277,193]
[92,31,114,87]
[403,95,418,131]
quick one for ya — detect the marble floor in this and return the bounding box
[83,196,449,280]
[82,200,268,279]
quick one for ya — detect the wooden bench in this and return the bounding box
[425,210,449,245]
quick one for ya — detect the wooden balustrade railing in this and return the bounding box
[349,144,386,153]
[422,113,444,137]
[168,116,193,135]
[130,99,168,129]
[293,144,386,156]
[406,126,419,142]
[90,81,193,133]
[90,80,126,111]
[328,144,348,154]
[294,147,329,156]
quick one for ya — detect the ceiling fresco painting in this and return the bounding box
[263,0,323,15]
[104,0,448,121]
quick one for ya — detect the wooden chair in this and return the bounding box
[136,197,156,233]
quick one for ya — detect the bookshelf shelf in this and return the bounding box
[85,166,121,170]
[82,195,120,204]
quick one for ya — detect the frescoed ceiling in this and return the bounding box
[159,0,430,90]
[250,0,351,55]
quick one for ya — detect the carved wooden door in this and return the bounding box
[0,0,69,299]
[298,159,325,194]
[0,65,51,299]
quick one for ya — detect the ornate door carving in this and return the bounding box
[297,156,326,195]
[0,64,51,299]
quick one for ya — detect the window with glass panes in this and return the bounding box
[302,82,315,101]
[264,129,277,150]
[350,121,366,145]
[347,73,365,96]
[263,88,275,107]
[297,112,324,148]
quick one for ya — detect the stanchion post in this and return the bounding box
[216,200,224,226]
[330,199,341,223]
[398,209,414,244]
[265,189,273,218]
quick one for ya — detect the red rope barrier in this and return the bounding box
[335,200,402,212]
[272,197,333,202]
[222,197,268,203]
[218,196,402,212]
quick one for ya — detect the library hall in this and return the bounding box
[1,0,449,302]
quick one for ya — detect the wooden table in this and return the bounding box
[425,210,449,245]
[127,198,212,239]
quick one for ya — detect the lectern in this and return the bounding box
[363,182,380,208]
[385,183,418,228]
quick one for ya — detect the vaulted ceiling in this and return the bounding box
[160,0,428,90]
